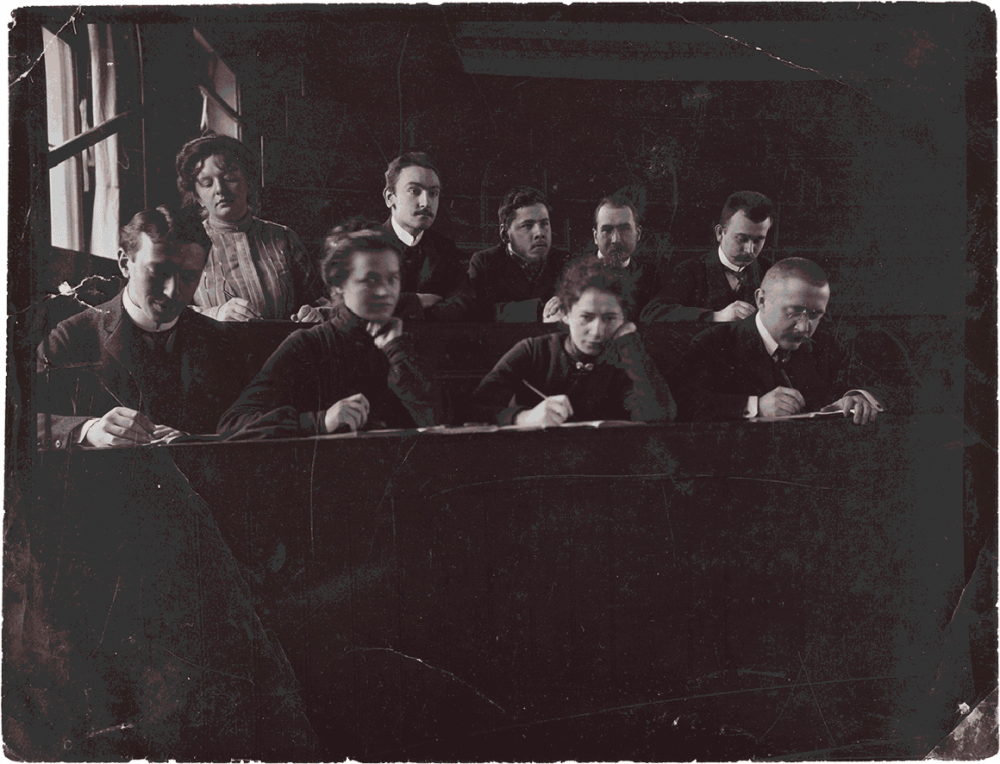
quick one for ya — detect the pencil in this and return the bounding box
[779,368,794,389]
[222,286,262,319]
[522,379,549,401]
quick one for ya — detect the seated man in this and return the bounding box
[379,151,471,321]
[642,191,772,322]
[469,254,676,426]
[592,195,660,320]
[467,186,569,322]
[217,229,442,439]
[36,206,241,448]
[672,257,882,424]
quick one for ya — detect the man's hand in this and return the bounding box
[291,304,325,323]
[515,395,573,427]
[820,394,881,425]
[217,297,258,322]
[150,424,187,445]
[709,300,756,323]
[323,393,370,433]
[417,293,443,309]
[758,386,805,418]
[542,296,562,323]
[368,317,404,350]
[84,407,155,448]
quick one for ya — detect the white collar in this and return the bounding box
[391,216,424,247]
[755,310,780,357]
[597,251,631,269]
[717,246,744,274]
[122,287,180,333]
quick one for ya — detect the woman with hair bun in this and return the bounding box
[175,132,325,321]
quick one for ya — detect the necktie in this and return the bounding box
[140,328,176,355]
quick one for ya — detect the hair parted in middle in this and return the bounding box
[320,227,402,291]
[175,131,259,213]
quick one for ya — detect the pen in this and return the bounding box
[779,368,793,388]
[222,286,262,319]
[522,379,549,402]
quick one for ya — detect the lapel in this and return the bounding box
[703,249,735,308]
[734,317,780,394]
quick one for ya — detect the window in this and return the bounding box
[43,23,122,258]
[193,28,241,139]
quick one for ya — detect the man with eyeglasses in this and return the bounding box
[671,257,882,424]
[641,191,772,322]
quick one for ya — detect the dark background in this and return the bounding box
[6,4,997,759]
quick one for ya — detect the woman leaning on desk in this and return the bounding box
[217,228,442,439]
[469,254,677,426]
[176,132,326,322]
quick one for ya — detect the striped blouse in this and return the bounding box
[193,215,323,320]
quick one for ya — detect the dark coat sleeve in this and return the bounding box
[35,323,103,449]
[217,330,343,438]
[468,338,541,424]
[379,334,443,426]
[640,256,714,322]
[670,325,755,422]
[605,332,678,422]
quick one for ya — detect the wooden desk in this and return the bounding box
[19,415,972,760]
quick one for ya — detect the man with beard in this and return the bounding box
[641,191,772,322]
[36,206,241,448]
[467,186,569,322]
[671,258,882,424]
[592,195,659,320]
[379,151,471,321]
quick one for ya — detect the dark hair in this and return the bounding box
[556,254,625,312]
[761,257,829,290]
[175,132,258,213]
[119,205,211,261]
[593,195,639,228]
[498,186,552,241]
[320,228,402,291]
[719,191,773,228]
[384,151,441,193]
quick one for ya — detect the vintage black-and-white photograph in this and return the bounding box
[6,3,997,760]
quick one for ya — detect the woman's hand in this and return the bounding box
[323,393,370,433]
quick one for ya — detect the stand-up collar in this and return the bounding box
[391,216,424,247]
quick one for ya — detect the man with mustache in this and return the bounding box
[641,191,772,323]
[671,258,882,424]
[379,151,471,321]
[468,186,569,322]
[36,206,242,448]
[592,195,659,320]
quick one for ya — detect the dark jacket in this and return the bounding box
[671,314,859,421]
[35,291,241,449]
[469,331,676,425]
[641,248,763,322]
[378,217,472,322]
[217,306,441,438]
[467,243,569,322]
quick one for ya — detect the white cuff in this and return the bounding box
[78,418,100,444]
[744,396,759,419]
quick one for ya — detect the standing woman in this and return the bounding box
[175,133,325,321]
[218,229,442,438]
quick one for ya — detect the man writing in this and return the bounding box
[379,151,470,321]
[672,257,882,424]
[642,191,772,322]
[592,195,659,320]
[36,206,241,448]
[468,186,569,322]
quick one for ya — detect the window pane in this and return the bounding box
[43,27,83,250]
